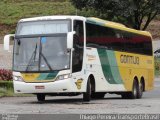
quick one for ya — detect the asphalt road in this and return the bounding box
[0,78,160,114]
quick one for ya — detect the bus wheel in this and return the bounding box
[137,80,144,99]
[83,78,91,102]
[129,80,138,99]
[37,94,45,102]
[121,80,138,99]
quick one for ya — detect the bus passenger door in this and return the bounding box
[72,20,85,91]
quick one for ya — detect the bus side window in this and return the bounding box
[72,20,84,73]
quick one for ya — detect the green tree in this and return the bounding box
[71,0,160,30]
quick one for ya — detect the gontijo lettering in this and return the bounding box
[120,55,139,65]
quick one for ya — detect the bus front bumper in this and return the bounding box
[13,79,79,94]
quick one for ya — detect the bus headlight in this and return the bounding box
[13,76,24,82]
[56,74,71,81]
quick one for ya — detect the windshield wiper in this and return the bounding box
[33,43,37,61]
[25,43,38,71]
[40,52,53,71]
[38,39,53,71]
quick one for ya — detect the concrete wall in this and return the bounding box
[0,44,12,69]
[153,40,160,52]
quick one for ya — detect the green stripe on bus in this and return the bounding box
[107,50,123,84]
[98,49,123,84]
[37,72,58,80]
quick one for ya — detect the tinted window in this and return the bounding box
[86,22,125,51]
[86,22,152,56]
[121,31,152,55]
[72,20,84,73]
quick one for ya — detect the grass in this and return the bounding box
[0,1,75,25]
[0,81,14,97]
[0,87,14,97]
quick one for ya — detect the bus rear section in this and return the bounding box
[85,17,154,99]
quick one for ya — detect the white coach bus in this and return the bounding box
[4,16,154,102]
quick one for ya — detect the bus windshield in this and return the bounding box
[13,20,71,72]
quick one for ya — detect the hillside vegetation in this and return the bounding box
[0,0,160,42]
[0,0,73,25]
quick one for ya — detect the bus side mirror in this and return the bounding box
[67,31,76,49]
[3,34,15,51]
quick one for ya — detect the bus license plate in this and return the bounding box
[35,86,45,89]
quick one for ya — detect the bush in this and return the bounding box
[0,69,13,81]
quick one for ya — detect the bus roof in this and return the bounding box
[87,17,152,37]
[18,15,151,37]
[19,15,86,22]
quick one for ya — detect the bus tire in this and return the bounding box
[129,80,138,99]
[37,94,45,102]
[137,80,144,99]
[121,80,138,99]
[83,78,91,102]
